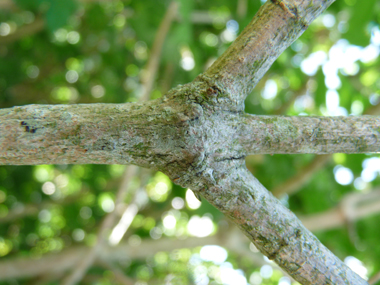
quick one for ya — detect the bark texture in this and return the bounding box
[202,0,336,109]
[194,159,367,285]
[240,115,380,154]
[0,0,372,284]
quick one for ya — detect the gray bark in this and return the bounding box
[0,231,256,281]
[240,115,380,154]
[0,0,372,284]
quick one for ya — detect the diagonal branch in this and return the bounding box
[369,271,380,285]
[61,165,138,285]
[199,0,336,109]
[300,188,380,231]
[0,18,45,46]
[239,115,380,155]
[272,154,331,197]
[198,158,367,284]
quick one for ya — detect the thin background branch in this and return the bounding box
[271,102,380,198]
[61,3,178,283]
[140,1,178,101]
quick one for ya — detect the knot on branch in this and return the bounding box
[159,81,248,191]
[271,0,299,19]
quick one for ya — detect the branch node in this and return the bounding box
[271,0,298,19]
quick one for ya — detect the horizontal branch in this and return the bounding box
[271,102,380,198]
[0,230,263,281]
[239,115,380,154]
[0,191,86,223]
[0,99,205,170]
[200,0,335,108]
[2,185,378,281]
[300,188,380,231]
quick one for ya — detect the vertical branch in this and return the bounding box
[140,1,178,101]
[61,166,138,285]
[108,169,150,246]
[237,0,248,19]
[60,4,179,282]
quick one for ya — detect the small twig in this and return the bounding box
[59,4,178,283]
[271,100,380,198]
[140,1,178,101]
[61,165,138,285]
[300,188,380,231]
[0,190,86,224]
[0,18,44,46]
[369,271,380,285]
[237,0,248,19]
[60,4,178,281]
[97,260,135,285]
[272,154,331,197]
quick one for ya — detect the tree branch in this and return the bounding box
[0,190,86,224]
[60,1,178,274]
[300,188,380,231]
[196,158,367,284]
[369,270,380,285]
[0,99,204,169]
[271,102,380,198]
[140,1,178,101]
[0,18,45,46]
[61,166,138,285]
[0,230,256,281]
[0,1,373,284]
[239,115,380,155]
[272,154,331,197]
[1,185,378,283]
[198,0,336,109]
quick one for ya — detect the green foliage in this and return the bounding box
[14,0,77,32]
[45,0,77,32]
[344,0,378,46]
[0,0,380,284]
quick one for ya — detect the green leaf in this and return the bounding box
[44,0,77,32]
[12,0,42,10]
[315,69,327,108]
[344,0,377,46]
[85,4,108,31]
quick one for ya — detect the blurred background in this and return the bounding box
[0,0,380,284]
